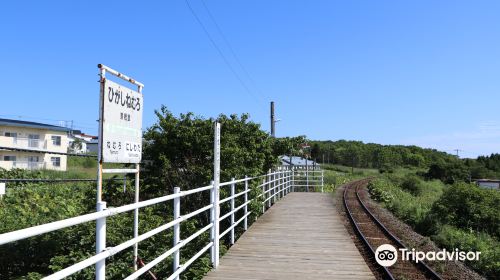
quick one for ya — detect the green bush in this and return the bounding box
[0,108,301,279]
[368,176,445,234]
[428,183,500,239]
[433,225,500,279]
[425,161,469,184]
[368,179,395,203]
[400,174,424,196]
[68,156,97,169]
[370,174,499,279]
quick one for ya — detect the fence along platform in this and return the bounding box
[203,192,375,280]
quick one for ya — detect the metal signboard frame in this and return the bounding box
[96,64,144,279]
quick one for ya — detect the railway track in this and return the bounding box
[343,179,443,280]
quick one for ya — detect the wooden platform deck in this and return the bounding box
[203,192,374,280]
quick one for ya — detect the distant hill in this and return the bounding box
[309,140,500,180]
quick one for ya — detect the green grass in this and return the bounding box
[322,163,379,175]
[320,164,378,192]
[47,157,130,179]
[368,172,500,278]
[368,175,445,231]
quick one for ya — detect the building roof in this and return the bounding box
[474,179,500,183]
[280,155,319,166]
[0,118,71,132]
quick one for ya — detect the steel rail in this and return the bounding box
[343,179,395,280]
[344,179,443,280]
[353,182,443,280]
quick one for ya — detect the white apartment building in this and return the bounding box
[0,118,70,171]
[68,132,97,154]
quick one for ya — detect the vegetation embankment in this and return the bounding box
[368,173,499,279]
[312,140,500,278]
[2,111,500,279]
[310,140,500,181]
[320,163,378,192]
[307,140,499,278]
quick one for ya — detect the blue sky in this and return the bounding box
[1,1,499,157]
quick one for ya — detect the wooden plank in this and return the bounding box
[204,193,374,280]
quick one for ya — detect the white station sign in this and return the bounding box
[101,79,143,163]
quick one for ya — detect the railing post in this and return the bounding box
[306,162,309,192]
[244,176,248,231]
[210,181,220,268]
[262,178,266,213]
[279,171,281,198]
[230,178,235,245]
[292,168,295,192]
[285,169,288,195]
[267,172,271,208]
[210,181,215,264]
[286,170,289,195]
[277,170,281,199]
[276,170,279,200]
[321,170,324,193]
[173,187,181,280]
[95,201,107,280]
[273,171,277,203]
[133,165,140,271]
[211,122,221,268]
[281,170,285,197]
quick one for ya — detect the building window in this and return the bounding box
[51,157,61,167]
[51,136,61,146]
[3,156,16,161]
[4,132,17,137]
[28,134,40,148]
[28,156,39,162]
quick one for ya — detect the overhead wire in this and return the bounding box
[184,0,264,107]
[199,0,266,101]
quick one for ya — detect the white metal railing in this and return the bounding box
[0,169,303,280]
[0,121,323,280]
[289,167,324,192]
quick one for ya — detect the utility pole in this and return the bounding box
[453,149,462,158]
[270,101,275,137]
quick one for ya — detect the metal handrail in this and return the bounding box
[0,184,212,245]
[0,167,323,280]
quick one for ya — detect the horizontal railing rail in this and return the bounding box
[0,165,322,280]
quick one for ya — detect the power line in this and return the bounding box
[199,0,265,101]
[184,0,263,105]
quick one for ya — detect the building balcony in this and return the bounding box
[0,160,46,170]
[0,136,48,150]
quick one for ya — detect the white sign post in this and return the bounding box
[96,64,144,279]
[101,79,143,163]
[0,183,5,198]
